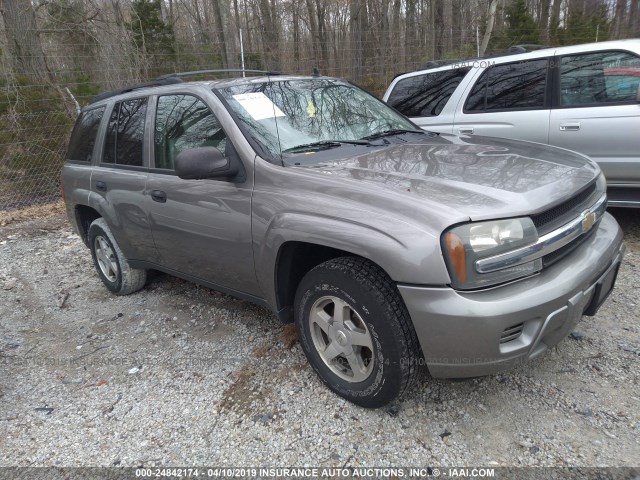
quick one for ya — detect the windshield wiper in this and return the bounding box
[283,139,370,154]
[361,128,425,140]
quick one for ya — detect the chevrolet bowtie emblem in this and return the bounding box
[582,211,597,233]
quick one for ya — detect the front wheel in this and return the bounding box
[88,218,147,295]
[294,257,420,408]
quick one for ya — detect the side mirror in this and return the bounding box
[175,147,239,180]
[637,83,640,102]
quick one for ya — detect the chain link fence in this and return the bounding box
[0,109,75,211]
[0,63,396,213]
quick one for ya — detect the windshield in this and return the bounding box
[216,78,418,160]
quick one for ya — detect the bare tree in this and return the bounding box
[480,0,499,56]
[627,0,640,36]
[405,0,417,68]
[212,0,232,68]
[610,0,627,39]
[350,0,365,80]
[538,0,552,41]
[549,0,562,41]
[1,0,50,82]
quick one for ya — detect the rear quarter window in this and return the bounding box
[387,68,470,117]
[66,107,105,162]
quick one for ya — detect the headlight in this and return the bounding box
[441,217,540,290]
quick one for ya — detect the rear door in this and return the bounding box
[92,97,157,263]
[145,92,258,297]
[549,50,640,189]
[453,57,551,143]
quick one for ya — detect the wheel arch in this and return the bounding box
[259,211,442,321]
[74,204,102,246]
[274,241,364,322]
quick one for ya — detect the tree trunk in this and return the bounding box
[443,0,452,53]
[306,0,319,67]
[1,0,50,82]
[549,0,562,42]
[611,0,627,39]
[258,0,279,70]
[405,0,417,69]
[539,0,552,42]
[192,0,207,44]
[432,0,444,59]
[314,0,329,70]
[379,0,390,76]
[211,0,230,68]
[629,0,640,36]
[350,0,364,80]
[391,0,401,70]
[110,0,125,27]
[480,0,499,56]
[292,0,300,70]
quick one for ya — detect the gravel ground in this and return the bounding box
[0,210,638,468]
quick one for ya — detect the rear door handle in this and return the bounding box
[458,127,474,135]
[150,190,167,203]
[95,181,107,192]
[559,122,581,131]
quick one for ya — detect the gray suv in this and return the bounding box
[61,71,625,407]
[384,39,640,208]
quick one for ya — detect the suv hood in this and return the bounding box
[296,134,601,221]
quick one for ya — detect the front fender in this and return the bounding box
[254,211,450,311]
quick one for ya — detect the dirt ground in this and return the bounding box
[0,208,638,468]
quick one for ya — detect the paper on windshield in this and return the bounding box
[232,92,286,121]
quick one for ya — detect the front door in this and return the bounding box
[549,50,640,188]
[146,93,259,297]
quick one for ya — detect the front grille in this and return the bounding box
[542,227,596,267]
[531,183,597,236]
[500,323,524,344]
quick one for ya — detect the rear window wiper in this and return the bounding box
[361,128,425,140]
[283,139,370,154]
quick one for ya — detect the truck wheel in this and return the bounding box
[88,218,147,295]
[294,257,419,408]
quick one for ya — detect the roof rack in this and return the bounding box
[157,69,282,80]
[90,77,183,104]
[506,44,550,54]
[420,60,457,69]
[405,43,553,76]
[89,69,284,105]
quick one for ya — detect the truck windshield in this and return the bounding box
[216,78,418,161]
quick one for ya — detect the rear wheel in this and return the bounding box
[88,218,147,295]
[294,257,420,408]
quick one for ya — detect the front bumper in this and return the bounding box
[398,212,625,378]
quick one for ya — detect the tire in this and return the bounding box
[294,256,420,408]
[88,218,147,296]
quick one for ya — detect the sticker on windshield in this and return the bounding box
[306,100,317,118]
[232,92,286,121]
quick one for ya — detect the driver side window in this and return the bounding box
[154,94,227,170]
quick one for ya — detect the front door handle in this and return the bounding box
[559,122,581,131]
[95,181,107,192]
[150,190,167,203]
[458,127,474,135]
